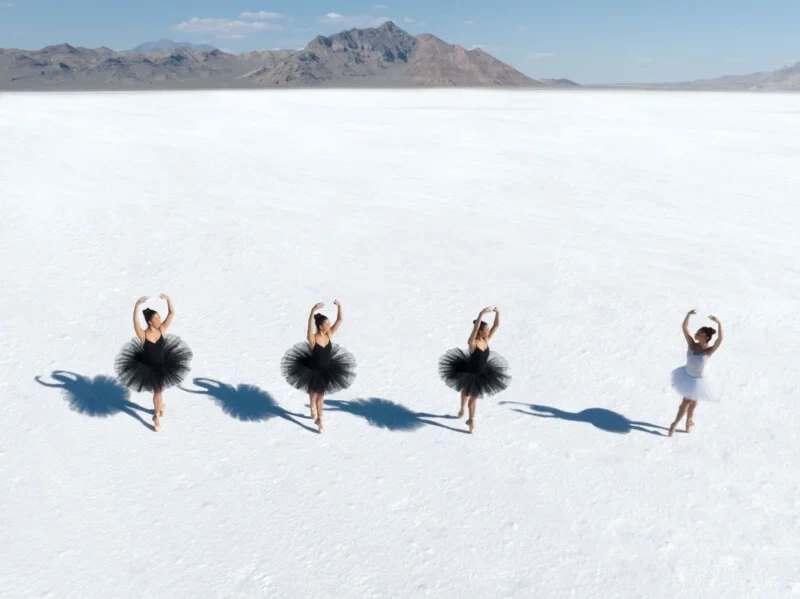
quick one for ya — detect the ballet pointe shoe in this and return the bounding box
[668,422,677,437]
[686,419,695,433]
[315,418,323,434]
[152,415,161,432]
[159,403,166,418]
[457,408,465,418]
[466,419,474,434]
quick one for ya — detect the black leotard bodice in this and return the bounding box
[309,342,332,370]
[467,346,490,373]
[142,334,166,366]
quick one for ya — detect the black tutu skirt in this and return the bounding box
[114,336,193,393]
[438,348,510,398]
[281,342,356,395]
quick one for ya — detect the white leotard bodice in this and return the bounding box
[685,350,708,378]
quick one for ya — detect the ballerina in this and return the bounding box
[114,295,193,431]
[438,307,510,433]
[668,310,723,437]
[280,300,356,433]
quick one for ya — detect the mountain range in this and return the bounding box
[660,62,800,91]
[4,21,796,92]
[597,62,800,91]
[0,22,568,90]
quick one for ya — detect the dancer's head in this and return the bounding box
[314,313,331,334]
[473,319,490,340]
[694,326,716,344]
[143,308,161,328]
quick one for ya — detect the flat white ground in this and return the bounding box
[1,89,799,598]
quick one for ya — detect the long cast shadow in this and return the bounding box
[501,401,667,437]
[180,378,317,433]
[326,398,469,434]
[35,370,155,431]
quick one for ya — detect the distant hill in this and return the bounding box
[599,61,800,91]
[539,78,580,88]
[247,23,537,87]
[128,38,218,53]
[0,22,573,90]
[672,62,800,91]
[0,44,293,89]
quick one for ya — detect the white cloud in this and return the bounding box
[531,52,557,59]
[239,11,284,20]
[463,20,476,25]
[172,17,283,39]
[318,13,390,28]
[517,25,528,31]
[402,17,425,26]
[0,2,16,7]
[373,4,389,9]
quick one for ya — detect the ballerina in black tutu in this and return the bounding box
[281,300,356,433]
[114,295,193,431]
[439,306,509,433]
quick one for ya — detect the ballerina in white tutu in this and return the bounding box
[668,310,724,437]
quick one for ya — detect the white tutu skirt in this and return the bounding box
[670,367,720,402]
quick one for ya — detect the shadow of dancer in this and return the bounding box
[326,398,469,434]
[35,370,155,431]
[501,402,667,436]
[180,378,317,433]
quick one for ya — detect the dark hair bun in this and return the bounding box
[314,313,327,328]
[699,326,716,339]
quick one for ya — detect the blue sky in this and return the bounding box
[1,0,799,83]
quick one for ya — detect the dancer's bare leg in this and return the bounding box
[466,396,477,433]
[310,392,317,420]
[458,392,468,418]
[315,394,325,433]
[152,387,163,431]
[669,398,690,437]
[686,400,697,432]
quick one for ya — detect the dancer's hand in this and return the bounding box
[313,302,324,311]
[709,315,720,323]
[136,296,148,305]
[687,309,696,316]
[333,299,341,307]
[480,306,492,315]
[160,294,170,301]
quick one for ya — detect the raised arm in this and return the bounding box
[133,296,147,342]
[330,299,343,336]
[159,294,175,332]
[307,302,324,348]
[706,315,723,357]
[682,309,696,348]
[488,307,500,340]
[468,307,492,351]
